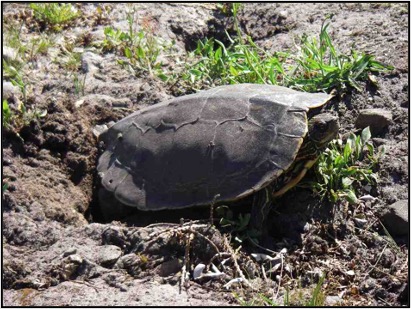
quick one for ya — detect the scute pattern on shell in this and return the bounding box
[97,84,332,210]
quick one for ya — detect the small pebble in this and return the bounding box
[345,270,355,277]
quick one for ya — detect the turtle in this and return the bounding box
[97,84,339,222]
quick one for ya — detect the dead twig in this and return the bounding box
[366,243,388,275]
[248,237,278,255]
[209,194,220,226]
[273,250,285,301]
[223,235,254,290]
[180,232,194,294]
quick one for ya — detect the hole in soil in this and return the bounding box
[90,190,213,226]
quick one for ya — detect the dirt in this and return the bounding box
[2,3,409,306]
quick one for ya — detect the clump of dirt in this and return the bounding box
[2,3,408,307]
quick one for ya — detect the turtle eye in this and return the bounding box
[315,121,327,131]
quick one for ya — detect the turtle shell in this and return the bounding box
[97,84,332,210]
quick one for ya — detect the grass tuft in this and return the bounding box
[288,19,392,92]
[180,12,392,94]
[101,6,175,79]
[30,3,80,32]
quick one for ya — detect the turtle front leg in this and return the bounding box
[271,158,318,198]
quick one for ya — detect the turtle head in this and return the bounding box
[307,113,339,150]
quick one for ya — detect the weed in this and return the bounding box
[27,35,54,62]
[220,2,243,38]
[257,293,280,306]
[181,13,391,93]
[2,183,9,193]
[30,3,79,32]
[4,19,54,61]
[2,60,27,101]
[233,293,266,306]
[3,21,54,101]
[3,21,26,55]
[178,2,284,89]
[2,98,47,132]
[216,205,260,245]
[237,275,326,306]
[288,19,393,92]
[311,127,384,204]
[217,3,242,17]
[57,47,82,71]
[93,4,112,26]
[102,7,174,79]
[3,100,12,128]
[73,73,87,97]
[305,275,326,306]
[180,35,287,90]
[102,27,127,52]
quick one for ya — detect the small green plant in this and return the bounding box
[3,100,12,128]
[288,19,393,92]
[30,3,79,31]
[4,19,54,61]
[2,99,47,132]
[72,73,87,97]
[305,275,326,306]
[181,13,392,93]
[2,60,27,101]
[3,21,54,102]
[102,27,128,52]
[3,21,26,54]
[179,4,286,90]
[180,34,291,91]
[233,293,266,306]
[102,7,174,79]
[312,127,384,204]
[216,205,260,245]
[240,275,326,306]
[2,183,9,193]
[27,35,54,62]
[56,46,82,71]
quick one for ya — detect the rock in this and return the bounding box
[81,51,103,74]
[360,278,377,293]
[380,200,408,236]
[325,295,343,306]
[62,248,78,257]
[279,10,288,19]
[158,259,182,277]
[114,253,144,276]
[3,81,22,100]
[355,108,393,135]
[92,124,108,138]
[74,99,85,108]
[68,254,83,264]
[3,46,22,64]
[97,245,123,267]
[83,94,132,108]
